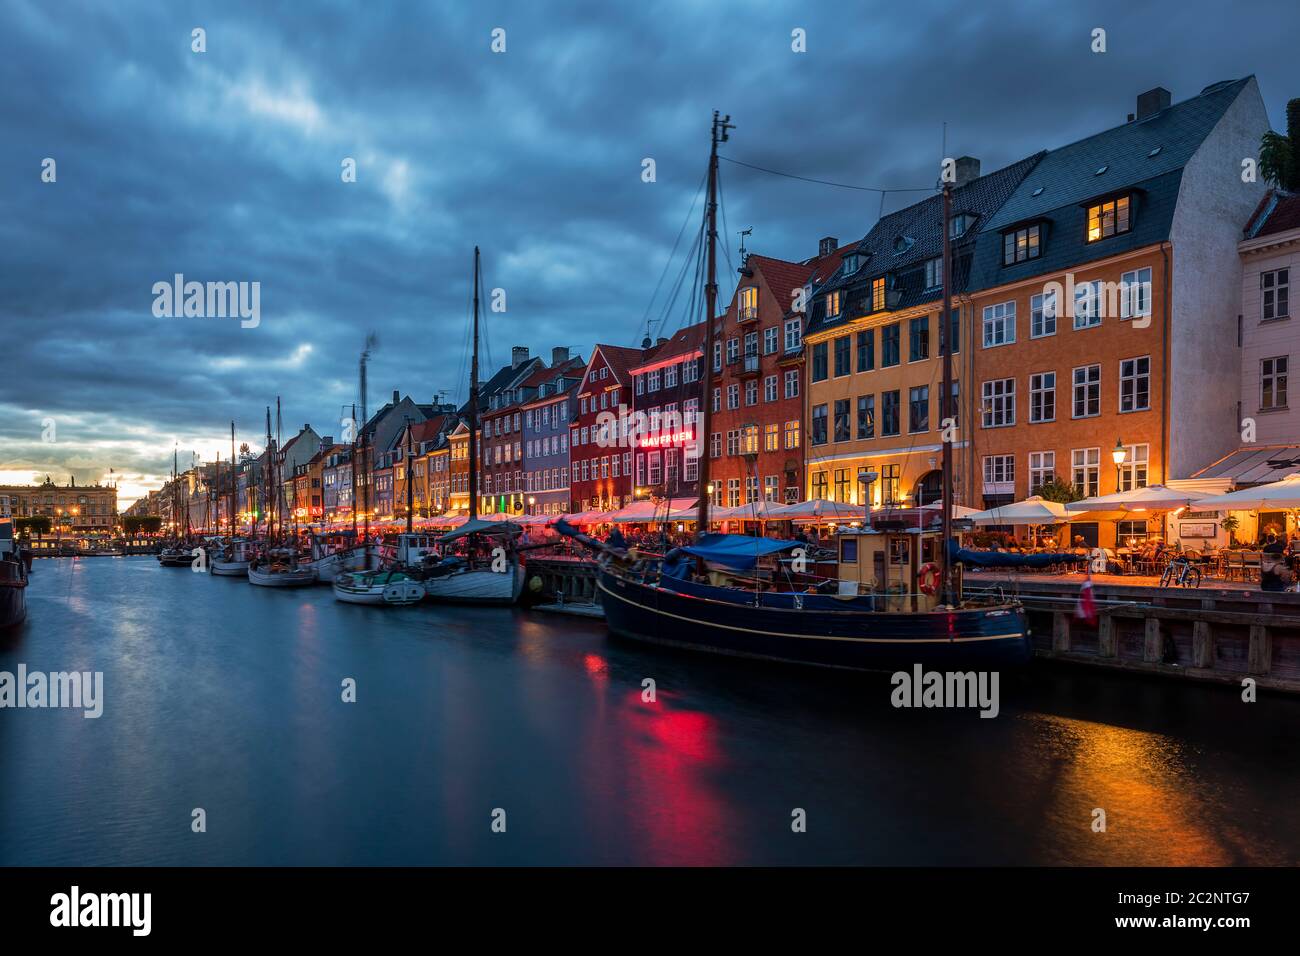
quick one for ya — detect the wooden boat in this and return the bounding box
[157,545,194,567]
[247,556,316,587]
[211,539,254,576]
[305,531,367,583]
[333,569,425,605]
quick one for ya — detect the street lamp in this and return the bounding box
[857,470,879,528]
[528,495,535,515]
[1112,439,1128,492]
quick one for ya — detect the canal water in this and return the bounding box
[2,556,1296,866]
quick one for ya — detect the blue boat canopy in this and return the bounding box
[948,541,1088,569]
[671,533,801,571]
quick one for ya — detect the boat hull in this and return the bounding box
[210,560,252,576]
[309,548,366,583]
[0,568,26,629]
[422,563,524,605]
[597,569,1031,672]
[332,577,425,606]
[247,566,317,587]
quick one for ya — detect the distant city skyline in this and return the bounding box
[2,0,1296,508]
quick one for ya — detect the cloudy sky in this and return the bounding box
[2,0,1296,507]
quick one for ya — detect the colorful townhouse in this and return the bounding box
[569,344,643,512]
[965,79,1269,546]
[629,323,705,503]
[392,413,455,522]
[522,352,585,515]
[447,422,473,515]
[802,155,1040,512]
[709,252,833,510]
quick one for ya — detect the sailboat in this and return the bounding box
[157,447,194,567]
[558,113,1031,671]
[0,496,28,629]
[421,247,526,606]
[211,422,255,576]
[248,404,316,587]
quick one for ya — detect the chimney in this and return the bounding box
[954,156,981,188]
[512,345,530,368]
[656,336,669,347]
[818,236,838,257]
[392,389,400,405]
[1136,87,1171,121]
[551,346,569,366]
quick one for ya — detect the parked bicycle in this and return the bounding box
[1159,554,1201,588]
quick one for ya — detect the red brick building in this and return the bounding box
[569,344,643,512]
[708,250,842,508]
[629,323,705,501]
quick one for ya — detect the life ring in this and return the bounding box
[918,563,941,595]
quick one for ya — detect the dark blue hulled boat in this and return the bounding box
[585,530,1032,672]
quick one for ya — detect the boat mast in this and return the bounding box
[468,247,481,522]
[695,110,732,542]
[939,177,955,605]
[405,415,414,535]
[230,421,236,539]
[351,403,359,540]
[265,406,274,544]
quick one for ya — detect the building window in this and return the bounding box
[745,475,759,503]
[1072,447,1100,497]
[1262,356,1289,409]
[784,419,800,449]
[764,423,779,452]
[833,469,851,502]
[709,433,721,459]
[1072,364,1101,418]
[811,404,828,445]
[738,286,759,322]
[1118,443,1149,491]
[982,378,1015,427]
[741,425,760,455]
[1087,195,1130,242]
[1119,356,1151,412]
[826,290,843,318]
[871,277,886,312]
[1262,269,1290,321]
[784,369,799,399]
[982,301,1015,347]
[983,454,1015,487]
[727,429,740,456]
[744,330,758,357]
[726,338,739,364]
[924,256,943,289]
[1073,280,1104,329]
[665,364,678,388]
[764,475,779,501]
[712,387,720,412]
[1002,224,1041,265]
[764,327,779,354]
[1024,370,1056,424]
[942,380,959,428]
[881,323,901,366]
[784,317,802,352]
[1030,290,1057,338]
[713,341,722,372]
[908,316,929,361]
[1121,267,1152,321]
[1028,451,1055,493]
[727,479,741,508]
[909,385,929,433]
[834,335,851,376]
[764,374,778,402]
[833,399,851,442]
[812,341,828,381]
[811,471,828,500]
[856,329,874,371]
[727,384,740,409]
[882,390,901,436]
[745,380,758,406]
[857,395,875,439]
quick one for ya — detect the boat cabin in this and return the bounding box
[395,533,440,566]
[834,527,958,612]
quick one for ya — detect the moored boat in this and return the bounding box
[333,568,425,605]
[247,551,316,587]
[211,538,254,576]
[0,498,28,629]
[421,519,526,606]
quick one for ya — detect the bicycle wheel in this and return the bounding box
[1159,565,1174,588]
[1186,567,1201,588]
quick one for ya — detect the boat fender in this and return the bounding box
[918,563,941,595]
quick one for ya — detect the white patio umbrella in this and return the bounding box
[607,498,698,523]
[966,495,1073,525]
[919,501,982,519]
[768,498,864,522]
[1067,484,1208,513]
[1194,475,1300,511]
[711,499,788,521]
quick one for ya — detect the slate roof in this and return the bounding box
[968,78,1253,290]
[806,151,1044,337]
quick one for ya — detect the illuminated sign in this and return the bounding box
[638,429,695,449]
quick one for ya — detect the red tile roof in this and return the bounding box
[629,321,705,371]
[590,343,647,386]
[1255,190,1300,238]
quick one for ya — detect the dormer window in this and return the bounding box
[949,214,974,238]
[825,289,843,318]
[892,237,914,254]
[871,277,886,312]
[1087,195,1130,242]
[925,257,943,289]
[1003,224,1042,265]
[738,286,759,322]
[842,254,859,275]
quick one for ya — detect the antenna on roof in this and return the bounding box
[738,226,752,265]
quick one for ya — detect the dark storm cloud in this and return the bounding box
[1,0,1296,502]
